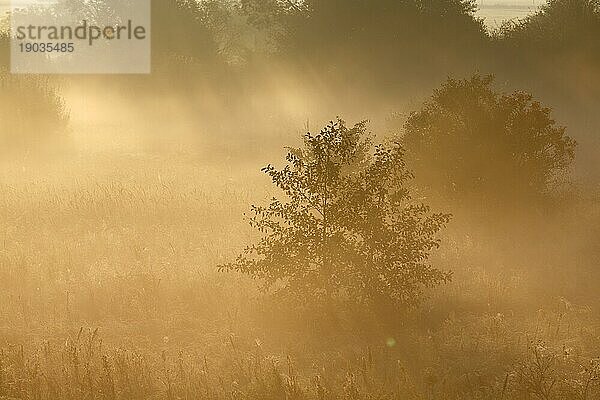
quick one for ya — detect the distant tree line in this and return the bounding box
[1,0,598,134]
[3,1,597,83]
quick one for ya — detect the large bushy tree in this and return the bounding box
[402,75,576,202]
[220,119,451,307]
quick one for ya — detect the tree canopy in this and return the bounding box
[220,119,451,307]
[403,75,577,202]
[152,0,220,61]
[499,0,600,53]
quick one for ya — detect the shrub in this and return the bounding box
[220,119,451,307]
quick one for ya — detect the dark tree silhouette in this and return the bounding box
[220,119,451,306]
[0,31,7,69]
[499,0,600,52]
[152,0,219,61]
[240,0,485,58]
[403,75,577,201]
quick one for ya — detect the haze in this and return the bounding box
[0,1,599,399]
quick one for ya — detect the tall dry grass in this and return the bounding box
[0,154,598,399]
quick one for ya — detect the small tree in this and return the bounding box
[403,75,577,202]
[220,119,451,307]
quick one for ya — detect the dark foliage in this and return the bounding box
[403,75,577,202]
[152,0,220,61]
[220,119,451,307]
[499,0,600,53]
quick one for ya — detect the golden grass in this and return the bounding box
[0,155,598,399]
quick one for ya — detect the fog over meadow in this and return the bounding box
[0,1,599,399]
